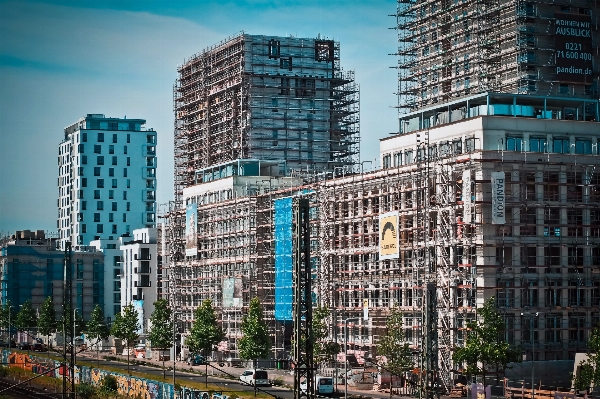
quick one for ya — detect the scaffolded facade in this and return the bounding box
[173,33,360,203]
[396,0,600,114]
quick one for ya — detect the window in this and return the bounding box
[96,224,103,233]
[405,150,414,164]
[147,169,155,178]
[127,133,130,143]
[280,57,292,70]
[112,133,117,143]
[81,178,87,187]
[97,156,104,165]
[568,280,585,307]
[81,224,86,233]
[97,179,104,188]
[453,140,462,154]
[545,281,562,307]
[123,213,127,222]
[465,137,475,152]
[124,145,128,154]
[112,224,117,234]
[97,201,103,210]
[126,179,130,188]
[123,168,128,177]
[82,155,87,165]
[553,138,570,153]
[78,189,84,199]
[94,145,101,154]
[82,201,87,210]
[109,190,114,199]
[108,168,114,177]
[82,132,88,142]
[146,157,154,167]
[559,84,569,94]
[464,76,470,88]
[126,202,130,211]
[123,191,127,200]
[506,136,522,151]
[545,314,562,344]
[127,157,130,166]
[97,132,104,142]
[146,180,155,189]
[529,137,546,152]
[569,313,586,343]
[109,145,114,154]
[268,39,280,58]
[76,260,84,279]
[94,167,101,176]
[147,135,155,144]
[94,213,100,222]
[521,280,538,307]
[112,202,117,211]
[78,143,85,153]
[575,139,592,154]
[94,190,100,199]
[109,213,114,222]
[112,156,117,165]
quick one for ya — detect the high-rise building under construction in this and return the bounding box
[173,33,359,202]
[165,5,599,394]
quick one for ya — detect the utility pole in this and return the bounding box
[62,242,74,398]
[293,197,314,399]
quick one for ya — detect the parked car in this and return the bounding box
[187,354,206,365]
[33,343,47,352]
[17,342,31,350]
[300,376,334,396]
[239,369,270,387]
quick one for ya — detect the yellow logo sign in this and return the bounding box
[379,212,399,259]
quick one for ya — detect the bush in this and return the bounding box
[76,382,97,399]
[271,377,284,386]
[100,375,118,394]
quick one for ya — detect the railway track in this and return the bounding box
[0,378,60,399]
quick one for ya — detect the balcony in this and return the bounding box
[134,253,151,260]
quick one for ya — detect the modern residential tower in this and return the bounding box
[58,114,157,250]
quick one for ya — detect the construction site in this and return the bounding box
[163,1,600,395]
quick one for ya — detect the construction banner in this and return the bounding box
[462,170,472,223]
[379,211,399,260]
[185,203,198,257]
[491,171,506,224]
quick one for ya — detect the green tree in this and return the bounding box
[15,299,37,335]
[0,301,15,341]
[147,299,173,378]
[185,299,224,357]
[313,306,340,368]
[84,305,110,366]
[377,307,413,398]
[99,374,118,398]
[38,297,57,347]
[59,304,87,339]
[110,303,140,374]
[572,321,600,391]
[239,297,271,368]
[453,297,521,386]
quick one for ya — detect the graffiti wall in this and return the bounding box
[0,350,224,399]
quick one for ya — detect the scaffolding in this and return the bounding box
[395,0,600,115]
[173,33,360,203]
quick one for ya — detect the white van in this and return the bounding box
[239,369,270,387]
[300,376,335,396]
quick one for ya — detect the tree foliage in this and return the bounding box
[185,299,224,355]
[239,297,271,364]
[573,321,600,391]
[59,304,86,338]
[110,303,140,347]
[15,300,37,332]
[377,307,414,377]
[38,297,58,337]
[85,305,110,342]
[148,299,173,350]
[453,297,521,385]
[0,301,15,330]
[313,306,340,366]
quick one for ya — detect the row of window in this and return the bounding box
[505,136,597,154]
[383,138,475,168]
[80,154,131,166]
[80,218,154,235]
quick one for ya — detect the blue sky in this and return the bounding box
[0,0,398,235]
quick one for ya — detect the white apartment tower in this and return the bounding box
[58,114,157,250]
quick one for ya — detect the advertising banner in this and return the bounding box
[222,277,243,308]
[185,203,198,257]
[554,12,593,84]
[491,172,506,224]
[379,211,399,260]
[363,299,369,321]
[463,170,472,223]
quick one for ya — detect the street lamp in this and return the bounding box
[173,311,179,388]
[344,318,359,399]
[521,312,541,399]
[360,161,372,175]
[7,305,12,351]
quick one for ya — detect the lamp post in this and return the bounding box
[360,161,372,175]
[344,317,359,399]
[521,311,540,399]
[173,311,178,388]
[7,305,12,351]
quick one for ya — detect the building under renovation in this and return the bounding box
[173,33,360,202]
[165,2,600,392]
